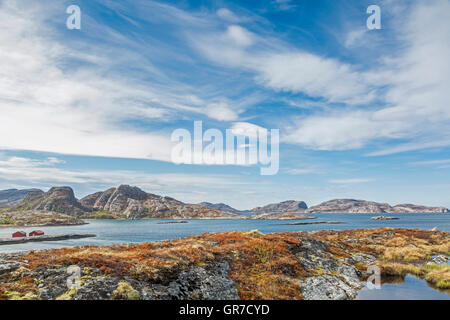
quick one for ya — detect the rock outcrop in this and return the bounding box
[0,188,43,208]
[249,200,308,214]
[11,187,91,216]
[306,199,449,213]
[80,185,241,219]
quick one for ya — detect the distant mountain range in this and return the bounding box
[1,186,448,225]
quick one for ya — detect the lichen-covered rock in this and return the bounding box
[300,275,362,300]
[144,262,239,300]
[0,259,24,275]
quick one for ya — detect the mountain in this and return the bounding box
[305,199,449,213]
[0,188,42,208]
[80,185,241,219]
[248,200,308,214]
[11,187,91,216]
[199,202,241,213]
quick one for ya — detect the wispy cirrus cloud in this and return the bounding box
[409,159,450,168]
[189,0,450,155]
[0,0,263,161]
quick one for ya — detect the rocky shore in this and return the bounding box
[0,234,96,246]
[0,210,86,227]
[0,228,448,300]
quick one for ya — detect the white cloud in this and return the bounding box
[254,52,375,105]
[204,102,239,121]
[225,25,254,47]
[284,111,408,150]
[344,29,368,48]
[216,8,241,23]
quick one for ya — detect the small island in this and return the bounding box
[371,216,400,220]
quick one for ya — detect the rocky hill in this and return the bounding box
[11,187,91,216]
[248,200,308,214]
[0,188,42,208]
[199,202,241,213]
[80,185,241,219]
[305,199,449,213]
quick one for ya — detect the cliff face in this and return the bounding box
[80,185,241,219]
[306,199,449,213]
[11,187,91,216]
[0,188,42,208]
[249,200,308,214]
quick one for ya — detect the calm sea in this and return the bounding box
[0,212,449,253]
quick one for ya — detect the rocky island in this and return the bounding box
[371,216,399,220]
[305,199,448,213]
[247,200,308,214]
[0,228,448,300]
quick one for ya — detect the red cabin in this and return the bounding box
[29,230,44,237]
[12,231,26,238]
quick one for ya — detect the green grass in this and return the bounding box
[0,217,15,225]
[80,211,115,219]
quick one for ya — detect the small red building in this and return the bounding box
[12,231,26,238]
[29,230,44,237]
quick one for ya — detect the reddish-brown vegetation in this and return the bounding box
[2,228,449,299]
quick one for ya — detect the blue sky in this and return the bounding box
[0,0,449,209]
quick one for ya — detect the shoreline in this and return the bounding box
[0,234,96,245]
